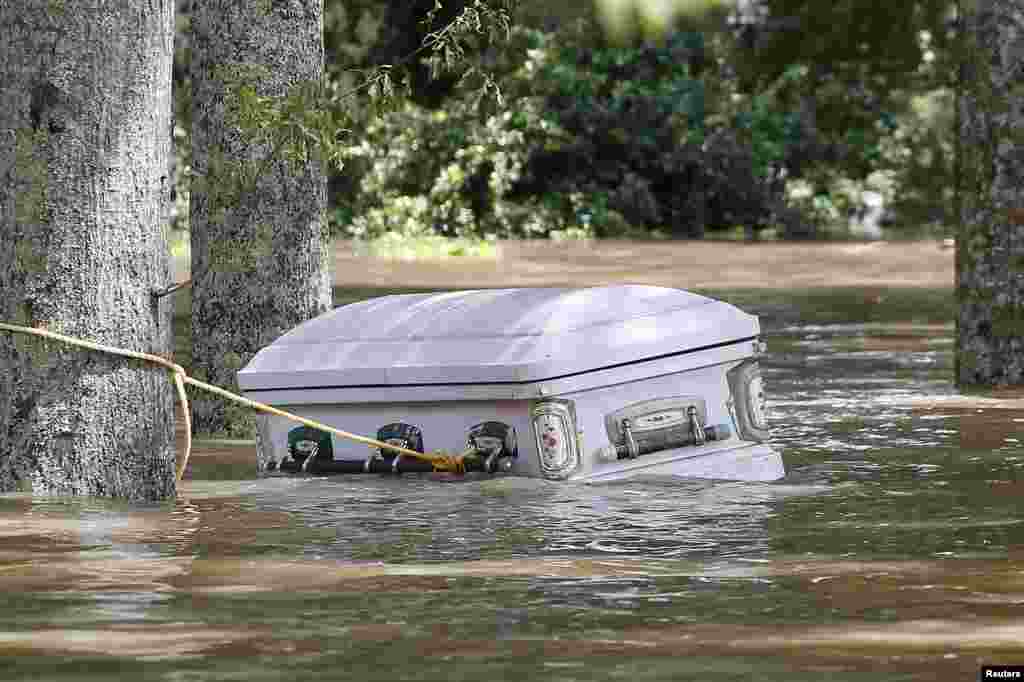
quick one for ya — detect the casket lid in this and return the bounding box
[237,285,759,391]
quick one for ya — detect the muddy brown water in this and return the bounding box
[329,239,954,290]
[7,240,1024,681]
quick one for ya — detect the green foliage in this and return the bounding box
[533,24,707,142]
[765,83,954,236]
[721,0,957,234]
[12,128,50,229]
[593,0,732,45]
[337,95,588,240]
[172,0,958,243]
[726,64,805,178]
[227,78,353,172]
[335,18,791,241]
[169,228,190,262]
[731,0,954,131]
[171,123,189,232]
[174,0,517,242]
[354,230,500,260]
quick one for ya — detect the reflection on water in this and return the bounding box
[2,294,1023,681]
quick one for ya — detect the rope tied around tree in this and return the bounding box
[0,322,470,480]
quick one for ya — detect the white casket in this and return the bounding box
[237,285,784,482]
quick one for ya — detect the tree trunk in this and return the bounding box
[0,1,177,499]
[190,0,331,438]
[956,0,1024,386]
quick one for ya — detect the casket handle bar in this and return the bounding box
[621,418,638,459]
[611,412,729,460]
[467,421,518,474]
[358,424,424,474]
[300,443,319,473]
[688,406,706,446]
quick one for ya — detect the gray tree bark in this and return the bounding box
[0,1,177,499]
[957,0,1024,386]
[190,0,331,437]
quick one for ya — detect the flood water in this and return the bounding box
[3,287,1024,681]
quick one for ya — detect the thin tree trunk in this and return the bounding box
[0,1,177,499]
[957,0,1024,386]
[190,0,330,438]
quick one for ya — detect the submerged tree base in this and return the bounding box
[0,1,177,501]
[955,0,1024,387]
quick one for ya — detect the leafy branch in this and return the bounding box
[154,1,518,297]
[234,0,515,176]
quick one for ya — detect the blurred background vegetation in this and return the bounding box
[171,0,957,252]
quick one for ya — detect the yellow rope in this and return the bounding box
[0,322,468,478]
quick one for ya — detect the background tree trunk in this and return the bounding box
[956,0,1024,386]
[0,1,177,499]
[190,0,331,437]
